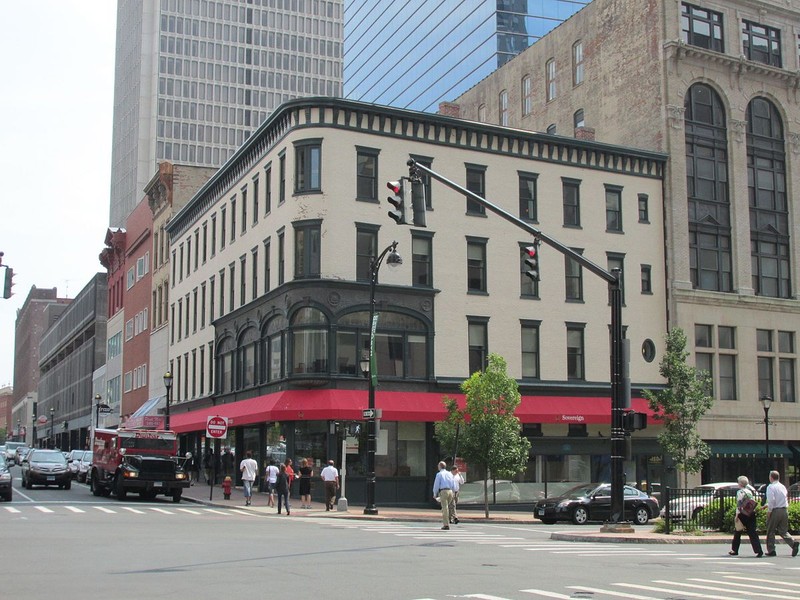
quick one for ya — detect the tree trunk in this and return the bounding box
[483,466,489,518]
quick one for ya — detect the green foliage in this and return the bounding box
[718,503,800,534]
[642,328,714,487]
[434,354,531,518]
[696,496,736,531]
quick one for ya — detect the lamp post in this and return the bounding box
[362,241,402,516]
[760,395,772,469]
[163,371,174,431]
[49,407,54,449]
[16,419,20,442]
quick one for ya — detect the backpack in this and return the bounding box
[740,487,757,517]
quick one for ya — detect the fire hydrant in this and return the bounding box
[222,476,232,500]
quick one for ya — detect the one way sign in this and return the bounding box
[362,409,375,419]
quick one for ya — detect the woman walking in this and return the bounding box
[729,475,763,557]
[276,464,291,516]
[298,458,313,508]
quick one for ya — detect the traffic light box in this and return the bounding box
[623,411,647,431]
[2,267,13,299]
[387,179,407,225]
[387,177,427,227]
[522,242,540,282]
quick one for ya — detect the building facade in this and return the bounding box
[454,0,800,484]
[37,275,108,450]
[164,97,668,505]
[343,0,589,112]
[109,0,345,227]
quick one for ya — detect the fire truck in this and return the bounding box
[89,428,189,502]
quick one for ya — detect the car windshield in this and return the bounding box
[561,484,601,499]
[0,457,6,468]
[81,452,93,462]
[31,452,67,464]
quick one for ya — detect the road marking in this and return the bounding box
[35,506,54,513]
[722,576,800,588]
[653,579,798,600]
[463,595,519,599]
[64,506,85,513]
[519,589,572,599]
[691,578,800,595]
[204,508,232,515]
[121,507,145,514]
[4,507,21,513]
[230,509,258,516]
[94,506,116,513]
[615,582,730,599]
[568,586,661,600]
[177,508,202,515]
[149,507,174,514]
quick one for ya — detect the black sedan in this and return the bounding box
[21,449,71,490]
[0,455,11,501]
[534,483,659,525]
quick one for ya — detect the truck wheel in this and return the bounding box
[115,475,127,500]
[172,490,182,503]
[64,480,71,491]
[91,472,103,496]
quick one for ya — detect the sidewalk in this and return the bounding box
[181,482,730,545]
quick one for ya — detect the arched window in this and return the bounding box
[335,310,428,379]
[546,58,556,101]
[478,103,486,122]
[290,307,329,374]
[499,90,508,126]
[237,327,259,389]
[747,97,789,298]
[521,75,532,116]
[215,337,235,394]
[572,40,584,86]
[685,84,732,292]
[573,109,585,129]
[261,316,286,383]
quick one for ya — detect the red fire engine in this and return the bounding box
[89,428,189,502]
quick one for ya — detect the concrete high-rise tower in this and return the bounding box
[109,0,344,227]
[343,0,588,112]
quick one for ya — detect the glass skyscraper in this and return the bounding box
[109,0,344,227]
[343,0,589,112]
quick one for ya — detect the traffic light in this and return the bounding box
[623,411,647,431]
[522,241,540,282]
[387,179,407,225]
[2,267,13,299]
[410,178,427,227]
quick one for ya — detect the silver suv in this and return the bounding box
[4,442,25,465]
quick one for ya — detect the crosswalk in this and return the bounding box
[2,504,258,517]
[412,573,800,599]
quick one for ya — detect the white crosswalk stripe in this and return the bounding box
[4,506,21,513]
[34,506,53,513]
[94,506,116,513]
[121,507,145,514]
[0,504,259,517]
[64,506,85,513]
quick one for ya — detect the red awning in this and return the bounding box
[171,389,655,433]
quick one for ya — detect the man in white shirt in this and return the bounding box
[432,461,455,530]
[448,465,464,525]
[765,470,799,557]
[265,460,280,507]
[320,460,339,511]
[239,450,258,506]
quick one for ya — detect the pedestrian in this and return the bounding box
[285,458,296,494]
[222,476,232,500]
[184,452,195,485]
[729,475,763,557]
[240,450,258,506]
[765,470,799,557]
[276,464,291,515]
[433,461,455,530]
[298,458,313,508]
[203,448,213,484]
[320,459,339,511]
[448,465,464,525]
[265,459,280,507]
[222,448,233,478]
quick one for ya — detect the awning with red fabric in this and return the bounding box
[170,389,655,433]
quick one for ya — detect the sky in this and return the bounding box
[0,2,117,387]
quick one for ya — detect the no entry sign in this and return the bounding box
[206,416,229,439]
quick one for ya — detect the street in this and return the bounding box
[3,467,800,600]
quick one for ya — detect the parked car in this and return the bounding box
[534,483,659,525]
[21,449,71,489]
[77,451,93,483]
[0,455,11,501]
[659,482,740,520]
[67,450,86,479]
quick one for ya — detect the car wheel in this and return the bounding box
[572,506,589,525]
[540,519,557,525]
[172,490,182,503]
[634,506,650,525]
[25,477,32,490]
[2,493,10,502]
[115,475,127,500]
[64,480,71,491]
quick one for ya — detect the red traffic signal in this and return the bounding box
[522,243,539,282]
[387,179,407,225]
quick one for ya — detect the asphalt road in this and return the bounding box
[3,467,800,600]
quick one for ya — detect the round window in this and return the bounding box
[641,339,656,363]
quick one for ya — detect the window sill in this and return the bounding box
[562,223,582,230]
[605,229,624,235]
[356,197,379,203]
[467,290,489,296]
[565,298,585,304]
[466,212,488,218]
[293,189,323,197]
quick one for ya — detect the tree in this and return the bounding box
[643,328,714,488]
[434,353,531,517]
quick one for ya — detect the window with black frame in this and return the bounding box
[681,3,724,52]
[290,307,329,374]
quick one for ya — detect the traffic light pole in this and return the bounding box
[408,159,629,525]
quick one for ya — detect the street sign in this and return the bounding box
[98,404,112,414]
[37,416,48,425]
[206,416,229,438]
[362,408,375,419]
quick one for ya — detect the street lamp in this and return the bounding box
[163,371,174,431]
[49,407,54,449]
[760,394,772,469]
[363,241,402,516]
[16,420,20,442]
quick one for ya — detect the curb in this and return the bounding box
[550,532,730,544]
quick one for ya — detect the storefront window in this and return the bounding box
[293,421,327,471]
